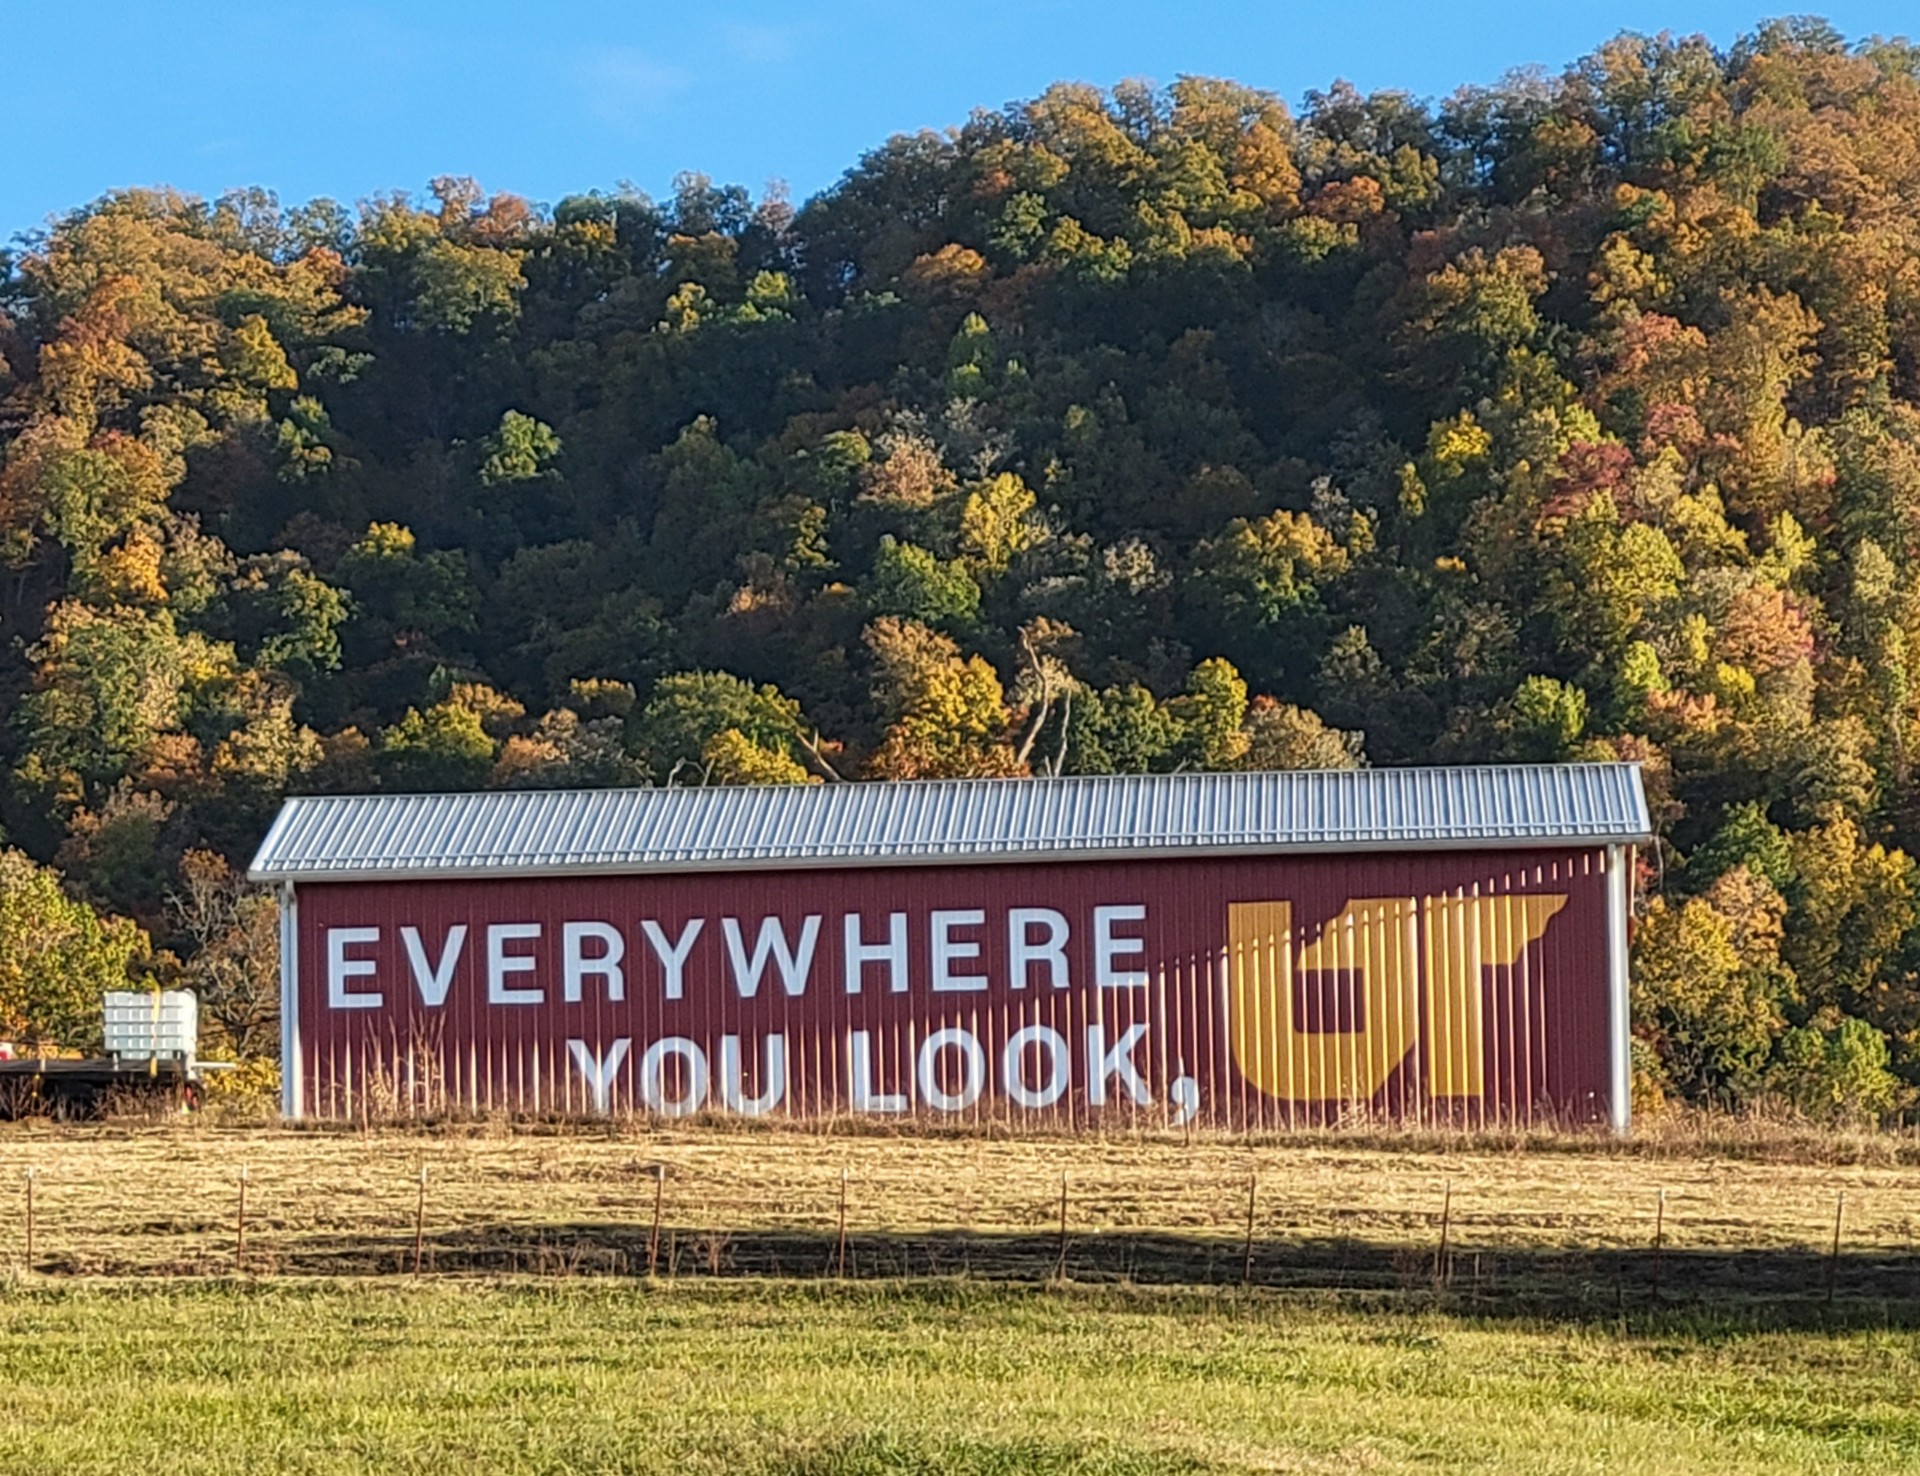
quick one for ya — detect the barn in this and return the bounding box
[247,763,1651,1129]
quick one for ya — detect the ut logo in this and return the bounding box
[1227,894,1566,1105]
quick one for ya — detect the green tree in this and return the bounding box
[1689,801,1792,892]
[478,411,562,487]
[18,601,215,792]
[1767,1014,1912,1124]
[1189,511,1348,682]
[1168,657,1250,770]
[866,536,981,628]
[1064,684,1184,774]
[379,697,498,792]
[1495,676,1589,762]
[1543,498,1684,665]
[336,524,474,658]
[634,672,816,784]
[0,848,151,1050]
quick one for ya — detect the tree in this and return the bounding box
[1189,511,1348,682]
[864,618,1021,779]
[1168,657,1250,770]
[1766,1014,1912,1124]
[1689,801,1792,891]
[701,727,817,786]
[478,410,562,487]
[337,523,474,653]
[1495,676,1589,761]
[0,848,150,1050]
[634,671,818,783]
[958,473,1044,574]
[866,536,981,628]
[1542,497,1684,666]
[379,697,498,791]
[1240,697,1365,770]
[1784,820,1920,1064]
[1065,683,1183,774]
[56,783,176,919]
[1401,246,1548,393]
[491,708,648,790]
[1632,880,1789,1102]
[168,849,279,1059]
[226,553,349,688]
[19,600,214,794]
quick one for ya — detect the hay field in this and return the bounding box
[3,1118,1918,1301]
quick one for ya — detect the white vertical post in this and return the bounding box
[1605,845,1631,1136]
[279,883,303,1119]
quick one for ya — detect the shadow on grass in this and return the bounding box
[36,1220,1918,1326]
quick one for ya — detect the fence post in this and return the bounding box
[23,1168,35,1274]
[412,1166,427,1276]
[1651,1188,1665,1301]
[1435,1180,1453,1289]
[235,1167,249,1274]
[1241,1173,1257,1287]
[647,1166,665,1278]
[836,1168,849,1280]
[1054,1171,1069,1281]
[1826,1192,1845,1308]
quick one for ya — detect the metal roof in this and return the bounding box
[247,764,1650,884]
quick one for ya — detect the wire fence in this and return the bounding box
[6,1125,1919,1309]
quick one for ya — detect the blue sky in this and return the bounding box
[7,3,1917,239]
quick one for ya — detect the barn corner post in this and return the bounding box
[278,880,302,1120]
[1605,843,1632,1137]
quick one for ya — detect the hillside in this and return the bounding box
[4,18,1920,1113]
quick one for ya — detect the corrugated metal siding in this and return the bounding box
[289,848,1616,1126]
[251,765,1649,881]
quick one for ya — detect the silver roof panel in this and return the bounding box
[247,764,1651,883]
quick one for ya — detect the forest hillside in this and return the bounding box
[3,18,1919,1113]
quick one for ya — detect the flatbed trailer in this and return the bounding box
[0,1057,208,1119]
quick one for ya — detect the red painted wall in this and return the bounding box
[291,848,1616,1125]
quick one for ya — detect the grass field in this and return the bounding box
[3,1281,1918,1473]
[4,1120,1920,1471]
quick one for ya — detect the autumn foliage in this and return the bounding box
[2,22,1920,1110]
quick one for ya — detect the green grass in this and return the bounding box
[2,1280,1916,1474]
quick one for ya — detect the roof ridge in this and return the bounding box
[249,764,1652,884]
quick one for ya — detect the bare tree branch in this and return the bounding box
[1013,620,1068,768]
[1048,687,1073,778]
[1014,696,1054,768]
[796,729,845,783]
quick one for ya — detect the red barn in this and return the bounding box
[248,765,1650,1130]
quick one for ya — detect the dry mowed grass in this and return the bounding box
[4,1114,1919,1300]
